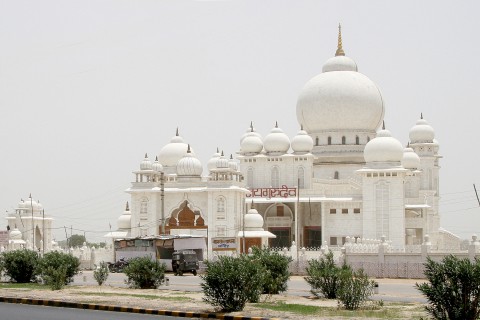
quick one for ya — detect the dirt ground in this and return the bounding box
[0,284,427,319]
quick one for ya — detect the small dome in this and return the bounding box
[215,151,230,169]
[291,126,314,154]
[23,196,40,212]
[409,114,435,143]
[240,122,262,145]
[228,154,238,171]
[10,228,22,240]
[402,145,421,169]
[140,153,152,170]
[244,208,264,231]
[263,122,290,155]
[17,199,26,209]
[207,148,221,172]
[241,129,263,155]
[177,145,203,176]
[152,156,163,172]
[117,202,132,230]
[158,129,193,167]
[364,124,404,163]
[322,55,358,72]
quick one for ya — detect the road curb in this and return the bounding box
[0,296,280,320]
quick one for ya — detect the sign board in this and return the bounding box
[212,237,237,251]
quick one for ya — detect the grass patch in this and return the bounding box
[0,283,49,290]
[75,292,192,301]
[255,302,322,315]
[255,301,425,319]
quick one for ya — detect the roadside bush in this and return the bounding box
[201,255,264,312]
[123,257,166,289]
[416,255,480,320]
[38,251,80,285]
[42,265,67,290]
[93,261,109,286]
[2,249,39,283]
[304,251,344,299]
[337,268,375,310]
[251,246,292,294]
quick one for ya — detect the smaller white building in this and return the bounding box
[6,195,54,252]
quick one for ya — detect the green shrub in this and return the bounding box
[93,261,109,286]
[337,268,375,310]
[304,251,344,299]
[251,246,292,294]
[38,251,80,284]
[42,266,67,290]
[123,257,166,289]
[416,255,480,320]
[201,255,264,312]
[2,249,39,283]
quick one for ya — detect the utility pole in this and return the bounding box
[474,184,480,207]
[42,209,45,255]
[161,171,165,234]
[30,194,34,250]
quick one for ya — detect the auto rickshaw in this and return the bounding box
[172,250,199,276]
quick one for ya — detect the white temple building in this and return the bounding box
[5,195,54,252]
[118,26,459,258]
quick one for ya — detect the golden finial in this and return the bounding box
[335,23,345,56]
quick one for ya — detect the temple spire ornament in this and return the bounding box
[335,23,345,56]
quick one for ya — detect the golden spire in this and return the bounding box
[335,23,345,56]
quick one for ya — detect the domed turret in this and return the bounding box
[117,202,132,230]
[177,145,203,176]
[364,123,404,164]
[207,148,221,172]
[140,153,152,170]
[244,208,264,231]
[291,126,314,154]
[409,114,435,143]
[240,121,262,144]
[9,227,22,240]
[296,25,384,134]
[240,128,263,155]
[215,151,230,170]
[158,128,193,167]
[263,122,290,155]
[152,156,163,172]
[402,144,421,169]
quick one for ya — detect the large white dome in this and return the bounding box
[296,69,384,133]
[158,129,193,167]
[364,126,404,163]
[296,28,384,134]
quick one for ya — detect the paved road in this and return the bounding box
[73,271,427,303]
[0,303,200,320]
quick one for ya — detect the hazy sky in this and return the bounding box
[1,0,479,243]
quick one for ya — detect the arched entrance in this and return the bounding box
[164,200,207,235]
[264,203,293,248]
